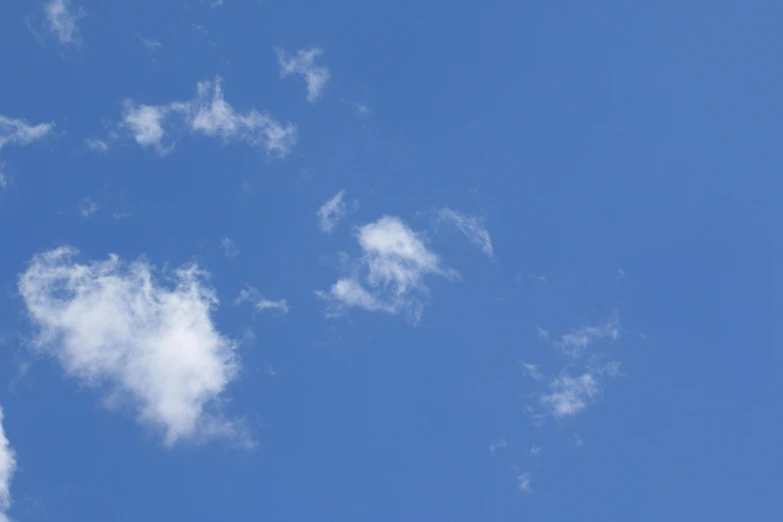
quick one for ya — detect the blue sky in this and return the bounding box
[0,0,781,520]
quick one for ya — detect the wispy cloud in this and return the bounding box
[276,47,331,103]
[122,76,297,157]
[135,34,162,50]
[84,138,109,152]
[436,208,494,258]
[0,114,54,188]
[256,299,289,314]
[221,237,239,258]
[531,274,549,286]
[519,360,543,381]
[44,0,84,45]
[0,407,17,522]
[18,247,247,447]
[530,445,542,457]
[234,287,289,314]
[79,197,98,217]
[489,435,508,455]
[317,189,347,233]
[616,268,626,280]
[540,372,601,418]
[547,311,620,357]
[316,216,459,324]
[517,471,533,494]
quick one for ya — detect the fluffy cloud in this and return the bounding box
[18,247,245,446]
[276,47,331,103]
[44,0,84,45]
[436,208,494,258]
[317,216,458,323]
[0,408,16,522]
[317,189,347,233]
[122,77,297,157]
[122,103,172,153]
[0,114,54,188]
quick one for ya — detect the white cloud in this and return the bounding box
[0,114,54,188]
[489,436,507,455]
[574,433,584,447]
[316,216,458,323]
[44,0,84,45]
[0,407,17,522]
[18,247,245,447]
[531,274,549,286]
[616,268,626,279]
[517,471,533,494]
[136,34,162,50]
[234,287,289,314]
[549,311,620,357]
[256,299,289,314]
[121,77,297,158]
[317,189,347,233]
[79,197,98,217]
[84,138,109,152]
[221,237,238,258]
[519,360,543,381]
[276,47,331,103]
[436,208,494,258]
[122,102,172,153]
[540,372,601,418]
[530,445,542,457]
[536,326,550,341]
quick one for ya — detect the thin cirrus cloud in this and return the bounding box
[548,311,620,357]
[0,114,54,188]
[317,189,347,233]
[221,237,239,258]
[436,208,494,258]
[18,247,248,447]
[276,47,331,103]
[517,471,533,494]
[84,138,109,152]
[43,0,84,46]
[234,287,289,315]
[0,407,16,522]
[316,216,459,324]
[122,76,297,157]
